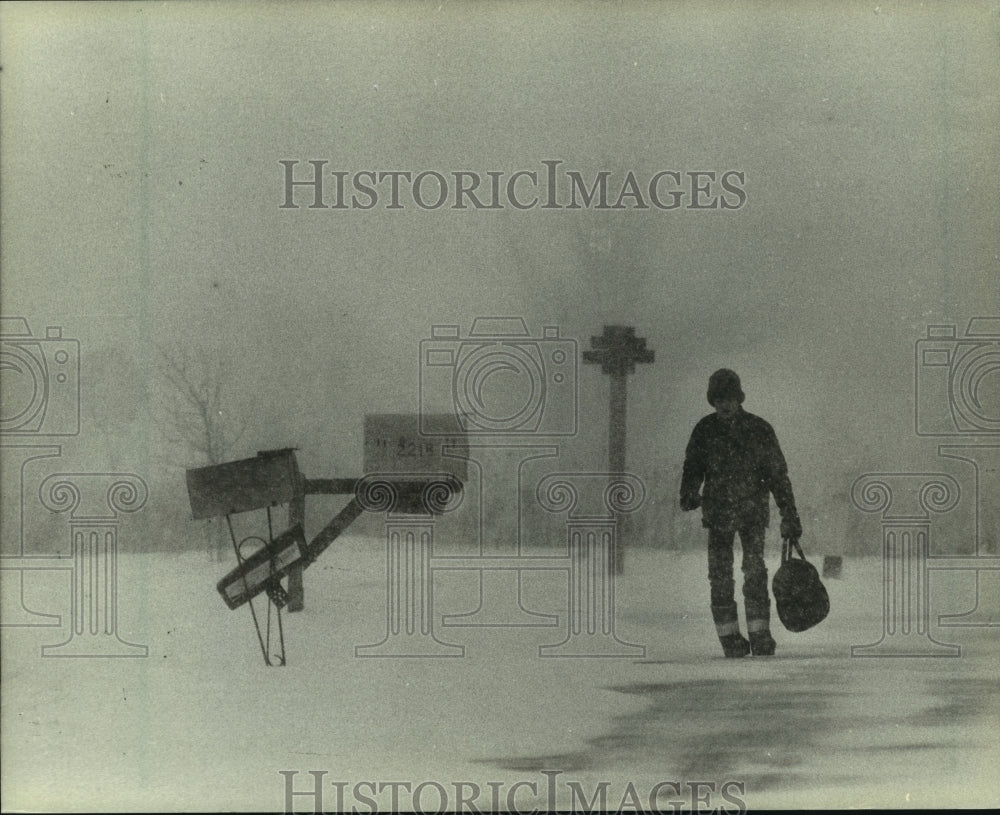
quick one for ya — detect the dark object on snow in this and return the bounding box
[822,555,843,579]
[749,629,776,656]
[772,538,830,632]
[720,632,751,658]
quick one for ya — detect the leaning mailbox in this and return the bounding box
[185,448,300,520]
[185,449,309,665]
[186,427,469,666]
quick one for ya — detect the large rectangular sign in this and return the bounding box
[363,413,468,480]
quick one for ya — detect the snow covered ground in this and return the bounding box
[2,534,998,812]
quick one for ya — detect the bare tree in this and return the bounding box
[156,344,247,561]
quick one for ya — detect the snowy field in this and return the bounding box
[2,535,998,812]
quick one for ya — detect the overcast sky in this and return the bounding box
[2,1,998,523]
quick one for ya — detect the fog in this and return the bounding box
[2,1,998,543]
[3,3,1000,812]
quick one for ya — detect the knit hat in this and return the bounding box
[707,368,745,406]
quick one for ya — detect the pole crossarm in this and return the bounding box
[582,325,655,375]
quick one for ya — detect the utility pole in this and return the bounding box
[583,325,654,574]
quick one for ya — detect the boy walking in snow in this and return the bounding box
[680,369,802,658]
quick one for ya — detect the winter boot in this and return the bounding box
[712,602,749,658]
[719,632,751,658]
[749,629,776,656]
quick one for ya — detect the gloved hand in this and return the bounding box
[680,493,701,512]
[780,513,802,540]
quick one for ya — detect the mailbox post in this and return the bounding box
[286,470,306,612]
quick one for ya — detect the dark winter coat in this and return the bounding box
[680,408,798,531]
